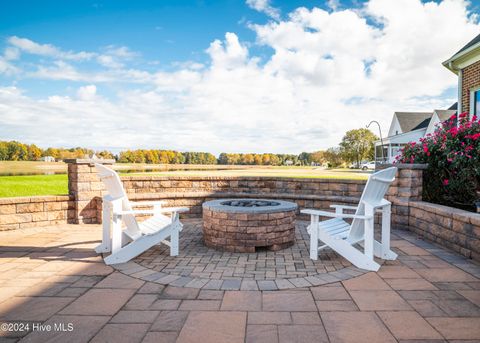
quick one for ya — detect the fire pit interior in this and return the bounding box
[221,200,280,207]
[202,198,297,253]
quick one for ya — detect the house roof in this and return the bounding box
[395,112,432,133]
[443,33,480,73]
[434,109,457,122]
[454,33,480,56]
[447,102,458,110]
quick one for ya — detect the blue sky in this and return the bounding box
[0,0,479,154]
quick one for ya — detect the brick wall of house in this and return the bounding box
[461,59,480,113]
[0,196,74,231]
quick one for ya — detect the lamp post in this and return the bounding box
[367,120,385,163]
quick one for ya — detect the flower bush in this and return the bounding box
[396,113,480,211]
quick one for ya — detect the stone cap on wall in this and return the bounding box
[64,159,115,165]
[120,175,368,183]
[378,163,428,170]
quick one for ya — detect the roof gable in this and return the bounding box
[394,112,432,133]
[455,33,480,56]
[443,33,480,73]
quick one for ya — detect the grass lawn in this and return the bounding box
[0,174,68,198]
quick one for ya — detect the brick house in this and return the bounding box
[443,33,480,117]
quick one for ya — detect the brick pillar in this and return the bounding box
[65,159,115,224]
[381,164,427,230]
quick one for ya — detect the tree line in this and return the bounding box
[0,128,377,166]
[0,141,113,161]
[117,150,217,164]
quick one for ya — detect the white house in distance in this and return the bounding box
[39,156,55,162]
[374,33,480,164]
[374,108,456,163]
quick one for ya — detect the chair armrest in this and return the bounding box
[301,209,372,220]
[130,201,167,207]
[114,207,189,216]
[330,205,358,212]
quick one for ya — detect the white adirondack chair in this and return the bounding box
[94,163,188,265]
[301,167,398,271]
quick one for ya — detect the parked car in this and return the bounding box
[361,161,376,170]
[349,162,360,169]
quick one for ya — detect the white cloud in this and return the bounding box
[246,0,281,20]
[77,85,97,101]
[207,32,251,69]
[0,58,19,75]
[97,55,124,69]
[327,0,340,11]
[4,47,20,60]
[0,0,479,154]
[103,45,138,59]
[8,36,95,60]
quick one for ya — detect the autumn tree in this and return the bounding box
[339,128,378,166]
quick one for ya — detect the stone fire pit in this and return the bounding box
[202,199,297,252]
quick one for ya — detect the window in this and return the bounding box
[475,90,480,116]
[471,88,480,117]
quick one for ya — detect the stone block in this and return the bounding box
[0,204,16,215]
[0,213,32,224]
[16,202,44,213]
[32,212,49,222]
[48,211,66,221]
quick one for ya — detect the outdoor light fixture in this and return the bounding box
[366,120,385,163]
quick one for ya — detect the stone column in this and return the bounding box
[65,159,115,224]
[381,163,427,230]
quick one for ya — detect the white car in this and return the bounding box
[361,161,376,170]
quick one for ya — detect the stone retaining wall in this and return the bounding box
[120,176,366,219]
[1,160,479,263]
[409,201,480,260]
[0,196,73,231]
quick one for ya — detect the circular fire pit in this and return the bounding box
[202,199,297,252]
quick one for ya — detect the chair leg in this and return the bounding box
[309,215,319,260]
[170,225,179,256]
[364,204,374,261]
[373,204,397,260]
[95,200,112,253]
[381,204,396,259]
[318,230,380,271]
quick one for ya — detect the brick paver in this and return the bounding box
[0,221,479,342]
[131,220,364,290]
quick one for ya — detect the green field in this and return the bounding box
[0,161,370,198]
[0,174,68,198]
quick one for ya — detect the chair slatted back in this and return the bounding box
[95,163,140,235]
[347,167,397,243]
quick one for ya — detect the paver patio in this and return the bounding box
[0,219,479,342]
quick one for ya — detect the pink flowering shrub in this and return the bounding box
[396,113,480,211]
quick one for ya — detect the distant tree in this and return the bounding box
[0,142,7,160]
[324,147,345,168]
[339,128,378,166]
[97,150,115,160]
[27,144,42,160]
[310,151,328,166]
[7,141,28,161]
[298,152,312,166]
